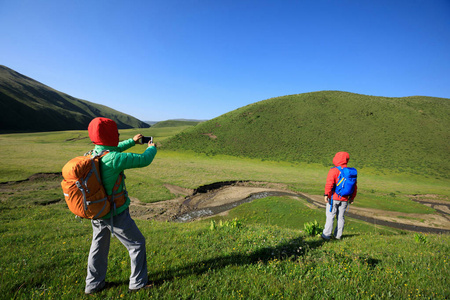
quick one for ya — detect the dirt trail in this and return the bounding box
[129,181,450,233]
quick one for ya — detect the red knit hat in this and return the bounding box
[88,117,119,146]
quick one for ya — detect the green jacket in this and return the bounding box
[92,138,157,219]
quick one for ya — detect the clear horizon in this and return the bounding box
[1,0,449,121]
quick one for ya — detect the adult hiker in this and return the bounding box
[321,152,357,240]
[84,117,157,294]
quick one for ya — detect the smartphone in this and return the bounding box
[141,136,153,144]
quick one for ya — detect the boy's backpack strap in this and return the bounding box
[329,166,343,212]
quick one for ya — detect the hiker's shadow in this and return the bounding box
[149,236,326,284]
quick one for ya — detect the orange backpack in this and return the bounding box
[61,151,127,219]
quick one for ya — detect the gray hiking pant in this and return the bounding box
[85,208,148,293]
[322,200,348,239]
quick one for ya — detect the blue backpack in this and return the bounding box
[334,166,357,197]
[329,166,357,212]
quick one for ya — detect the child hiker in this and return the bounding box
[321,152,357,240]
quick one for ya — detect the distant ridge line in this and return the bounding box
[0,65,149,133]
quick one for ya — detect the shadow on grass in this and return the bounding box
[149,236,326,285]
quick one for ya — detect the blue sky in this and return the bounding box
[1,0,449,121]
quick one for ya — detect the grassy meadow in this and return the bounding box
[1,125,449,299]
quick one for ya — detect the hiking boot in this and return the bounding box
[129,282,154,293]
[321,234,331,241]
[85,281,110,295]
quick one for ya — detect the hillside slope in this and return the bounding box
[0,65,149,132]
[152,120,202,128]
[164,91,450,178]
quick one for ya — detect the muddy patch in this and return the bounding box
[0,173,63,206]
[174,190,297,222]
[129,181,292,222]
[201,133,217,139]
[0,172,62,185]
[64,135,89,142]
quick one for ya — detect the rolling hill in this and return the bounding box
[0,65,150,132]
[164,91,450,178]
[152,119,203,128]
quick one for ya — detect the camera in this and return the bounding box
[141,136,153,144]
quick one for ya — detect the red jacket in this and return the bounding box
[324,152,357,202]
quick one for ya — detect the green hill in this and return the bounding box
[164,91,450,178]
[152,119,202,128]
[0,65,149,132]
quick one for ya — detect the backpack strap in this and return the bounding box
[108,172,127,237]
[88,150,111,219]
[329,166,343,212]
[329,167,337,212]
[336,166,346,188]
[109,172,127,205]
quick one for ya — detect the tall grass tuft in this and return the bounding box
[304,220,323,237]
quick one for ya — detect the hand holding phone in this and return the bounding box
[141,136,153,144]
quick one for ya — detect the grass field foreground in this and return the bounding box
[1,201,449,299]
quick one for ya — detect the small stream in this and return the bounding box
[173,191,297,222]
